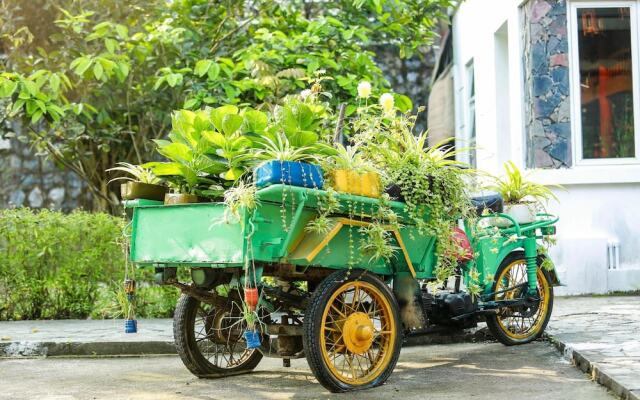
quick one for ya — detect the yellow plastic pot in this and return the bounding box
[329,170,382,198]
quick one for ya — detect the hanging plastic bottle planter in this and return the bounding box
[124,319,138,333]
[123,278,138,334]
[243,329,261,349]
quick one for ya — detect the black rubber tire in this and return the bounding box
[303,269,403,393]
[173,294,263,378]
[485,251,554,346]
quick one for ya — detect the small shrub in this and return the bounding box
[0,208,126,320]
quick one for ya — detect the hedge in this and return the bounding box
[0,208,179,320]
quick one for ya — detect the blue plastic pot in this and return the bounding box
[243,329,261,349]
[254,160,323,189]
[124,319,137,334]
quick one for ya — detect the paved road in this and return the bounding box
[0,341,615,400]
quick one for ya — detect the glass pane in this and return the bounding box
[577,7,635,159]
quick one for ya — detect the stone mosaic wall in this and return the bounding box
[522,0,572,168]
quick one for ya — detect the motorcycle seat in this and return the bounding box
[470,192,503,216]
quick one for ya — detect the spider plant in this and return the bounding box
[488,161,559,204]
[325,143,377,173]
[107,162,161,184]
[252,133,333,164]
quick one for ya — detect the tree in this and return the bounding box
[0,0,454,212]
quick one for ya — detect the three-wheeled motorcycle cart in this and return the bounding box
[124,183,559,392]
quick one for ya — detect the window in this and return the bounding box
[570,2,640,164]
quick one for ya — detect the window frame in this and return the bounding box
[568,0,640,166]
[463,59,477,167]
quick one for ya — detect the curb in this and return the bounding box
[547,334,639,400]
[0,341,176,358]
[1,327,489,358]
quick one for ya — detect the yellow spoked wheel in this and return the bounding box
[303,270,402,393]
[486,251,554,346]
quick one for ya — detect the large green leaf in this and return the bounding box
[157,142,193,163]
[242,109,268,134]
[283,102,313,132]
[142,162,183,176]
[202,130,226,147]
[211,105,238,132]
[172,110,196,137]
[289,130,318,147]
[222,114,243,136]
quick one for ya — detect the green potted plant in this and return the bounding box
[107,162,168,201]
[144,109,242,204]
[488,161,559,226]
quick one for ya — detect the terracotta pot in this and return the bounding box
[120,182,168,201]
[164,193,200,205]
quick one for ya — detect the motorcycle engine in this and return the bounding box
[422,291,478,328]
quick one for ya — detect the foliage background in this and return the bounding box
[0,0,453,213]
[0,208,177,320]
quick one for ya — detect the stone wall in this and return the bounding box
[375,45,437,132]
[522,0,572,168]
[0,119,91,212]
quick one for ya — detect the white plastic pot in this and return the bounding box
[492,203,536,227]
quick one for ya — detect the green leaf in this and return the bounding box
[202,130,226,147]
[49,74,61,94]
[166,73,182,87]
[22,80,38,96]
[9,99,25,116]
[153,76,165,90]
[194,60,213,77]
[0,80,18,97]
[183,98,200,109]
[290,130,318,147]
[394,94,413,113]
[156,142,193,163]
[207,63,221,80]
[242,109,268,134]
[72,57,93,76]
[210,105,238,132]
[222,114,243,136]
[118,62,130,78]
[31,109,43,124]
[115,24,128,39]
[93,62,104,80]
[142,162,183,176]
[105,38,117,54]
[222,167,244,181]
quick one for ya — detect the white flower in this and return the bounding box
[379,93,395,114]
[300,89,312,100]
[357,81,372,99]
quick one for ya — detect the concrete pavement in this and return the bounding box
[1,296,638,398]
[547,296,640,400]
[0,342,615,400]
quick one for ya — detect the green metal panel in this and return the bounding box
[128,184,438,276]
[131,203,246,266]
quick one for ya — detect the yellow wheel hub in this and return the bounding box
[319,280,397,385]
[342,312,375,354]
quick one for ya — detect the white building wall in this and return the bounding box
[452,0,640,294]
